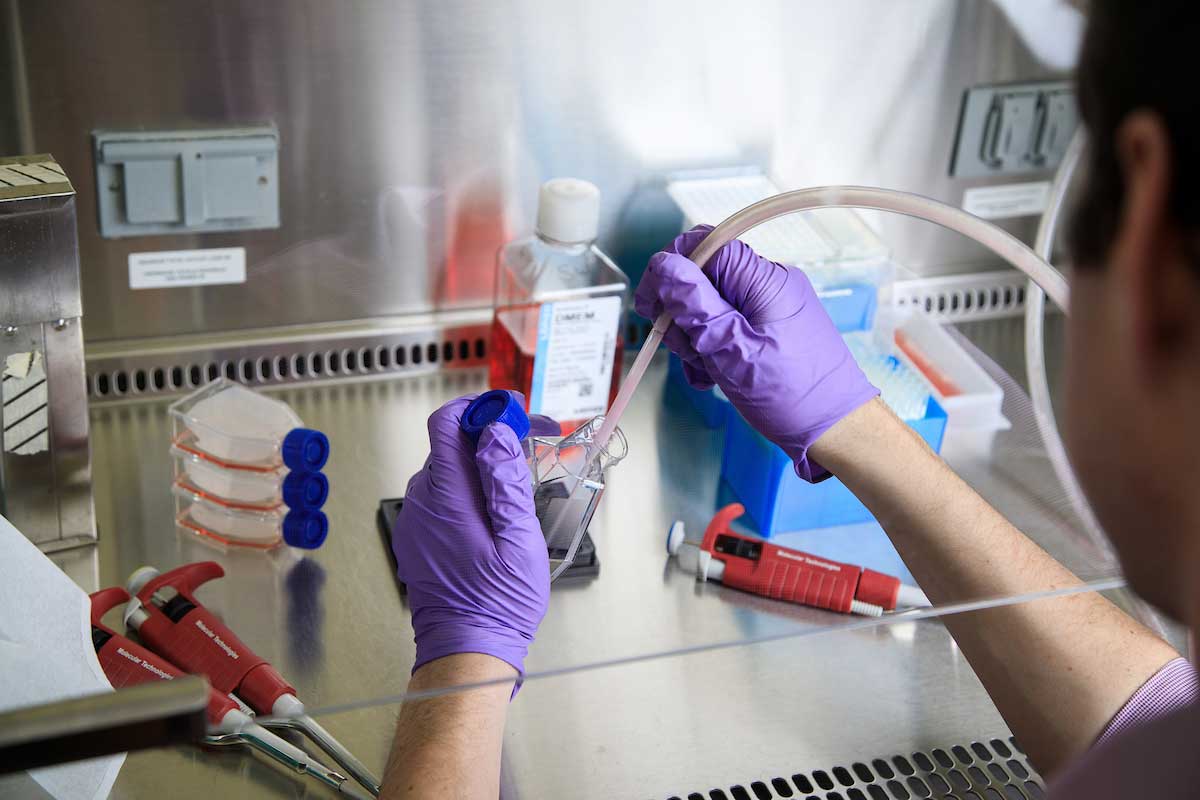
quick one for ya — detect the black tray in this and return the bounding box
[377,497,600,587]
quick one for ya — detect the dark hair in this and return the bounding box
[1068,1,1200,270]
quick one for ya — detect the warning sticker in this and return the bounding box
[129,247,246,289]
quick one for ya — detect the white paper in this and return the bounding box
[0,515,124,799]
[128,247,246,289]
[4,351,39,380]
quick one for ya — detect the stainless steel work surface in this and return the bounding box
[69,337,1124,797]
[113,619,1027,800]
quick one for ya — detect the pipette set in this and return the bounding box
[89,562,379,798]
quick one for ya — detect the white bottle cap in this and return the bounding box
[536,178,600,244]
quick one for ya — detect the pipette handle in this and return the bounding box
[89,588,241,727]
[712,533,863,614]
[693,504,900,614]
[128,562,296,715]
[90,586,135,625]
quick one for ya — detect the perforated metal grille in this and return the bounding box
[892,272,1030,322]
[85,322,491,402]
[83,269,1037,399]
[622,270,1034,350]
[658,738,1044,800]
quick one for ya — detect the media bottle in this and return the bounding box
[489,178,629,432]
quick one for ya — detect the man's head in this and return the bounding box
[1066,2,1200,621]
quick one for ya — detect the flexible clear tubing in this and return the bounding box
[592,185,1069,459]
[1028,135,1175,641]
[1025,131,1107,548]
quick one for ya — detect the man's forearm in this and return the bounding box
[811,398,1178,775]
[381,654,516,799]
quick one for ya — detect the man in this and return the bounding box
[383,3,1199,796]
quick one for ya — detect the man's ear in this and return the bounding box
[1109,110,1191,374]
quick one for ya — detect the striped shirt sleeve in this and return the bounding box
[1097,657,1198,745]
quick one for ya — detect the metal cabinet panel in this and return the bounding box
[4,1,1060,342]
[0,154,94,550]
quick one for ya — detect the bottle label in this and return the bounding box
[529,297,622,420]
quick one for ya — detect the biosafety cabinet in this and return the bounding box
[0,3,1165,799]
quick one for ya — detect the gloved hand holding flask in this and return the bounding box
[391,395,551,680]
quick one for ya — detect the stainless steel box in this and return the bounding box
[0,154,95,550]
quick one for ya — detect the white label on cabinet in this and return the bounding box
[128,247,246,289]
[962,181,1050,220]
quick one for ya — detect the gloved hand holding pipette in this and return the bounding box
[634,225,879,481]
[391,394,551,678]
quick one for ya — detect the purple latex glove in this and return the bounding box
[636,225,879,481]
[391,395,551,678]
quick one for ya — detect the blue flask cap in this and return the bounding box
[283,509,329,549]
[461,390,530,444]
[282,470,330,511]
[282,428,330,471]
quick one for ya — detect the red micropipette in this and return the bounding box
[666,504,929,615]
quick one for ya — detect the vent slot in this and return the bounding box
[657,738,1043,800]
[86,321,492,402]
[618,270,1035,351]
[893,271,1032,323]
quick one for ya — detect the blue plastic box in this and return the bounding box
[720,395,947,537]
[667,353,730,428]
[815,282,878,333]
